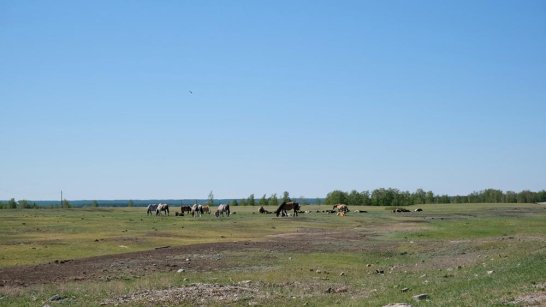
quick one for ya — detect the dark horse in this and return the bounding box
[180,205,192,215]
[146,204,158,215]
[275,201,300,217]
[259,206,271,214]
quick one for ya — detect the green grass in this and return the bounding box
[0,206,308,267]
[1,203,545,306]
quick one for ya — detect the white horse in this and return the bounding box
[156,203,169,216]
[147,204,158,215]
[215,204,230,217]
[191,204,203,217]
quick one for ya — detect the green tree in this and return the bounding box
[229,199,239,206]
[207,191,214,206]
[452,195,465,203]
[389,189,413,206]
[62,199,72,208]
[403,191,415,205]
[438,194,450,204]
[8,198,17,209]
[503,191,516,203]
[268,194,279,207]
[91,200,99,207]
[18,199,31,209]
[347,190,363,206]
[325,190,348,205]
[322,188,546,206]
[425,191,435,204]
[361,191,371,205]
[385,188,397,206]
[259,194,267,207]
[282,191,291,203]
[483,189,503,203]
[537,190,546,202]
[247,194,255,206]
[371,189,391,206]
[127,200,134,207]
[413,189,426,204]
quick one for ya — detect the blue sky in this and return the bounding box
[1,1,545,200]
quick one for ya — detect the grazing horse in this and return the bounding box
[202,205,211,214]
[156,203,169,216]
[275,201,300,217]
[191,204,203,217]
[180,205,192,215]
[147,204,158,215]
[215,204,230,217]
[333,204,349,216]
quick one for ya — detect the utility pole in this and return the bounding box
[61,190,63,207]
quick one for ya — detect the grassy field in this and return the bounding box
[0,203,545,306]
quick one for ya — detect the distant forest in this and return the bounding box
[323,188,546,206]
[0,188,545,209]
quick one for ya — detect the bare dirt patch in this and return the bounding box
[509,292,546,306]
[359,220,428,233]
[101,282,266,306]
[0,228,372,288]
[267,228,367,241]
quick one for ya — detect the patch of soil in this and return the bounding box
[101,236,143,243]
[144,232,180,238]
[509,292,546,306]
[360,221,428,233]
[267,229,365,241]
[0,229,371,288]
[101,282,265,306]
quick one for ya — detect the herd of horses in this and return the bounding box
[146,202,358,218]
[146,203,231,217]
[269,203,350,216]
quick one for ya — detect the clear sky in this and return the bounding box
[1,1,545,200]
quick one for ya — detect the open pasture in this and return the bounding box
[0,203,545,306]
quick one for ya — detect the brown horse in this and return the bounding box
[275,202,300,217]
[180,205,192,215]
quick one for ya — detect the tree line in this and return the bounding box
[2,188,545,209]
[0,198,73,209]
[227,191,293,207]
[324,188,546,206]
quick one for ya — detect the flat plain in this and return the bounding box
[0,203,545,306]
